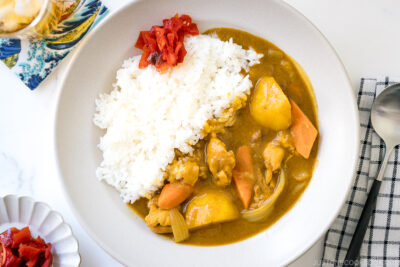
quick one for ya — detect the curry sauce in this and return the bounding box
[130,28,318,246]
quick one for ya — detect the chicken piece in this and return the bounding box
[250,166,271,209]
[145,199,171,227]
[206,136,235,187]
[252,184,273,209]
[250,76,292,131]
[276,130,295,151]
[168,158,199,186]
[263,142,285,172]
[255,166,269,193]
[202,96,247,136]
[192,145,208,179]
[253,185,262,203]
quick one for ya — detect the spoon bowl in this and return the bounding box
[371,84,400,148]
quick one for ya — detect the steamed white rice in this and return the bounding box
[93,34,262,203]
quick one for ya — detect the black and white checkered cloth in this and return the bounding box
[321,77,400,267]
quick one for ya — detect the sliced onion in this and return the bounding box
[242,169,286,222]
[292,171,311,182]
[169,208,189,243]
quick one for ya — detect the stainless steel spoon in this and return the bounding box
[344,83,400,266]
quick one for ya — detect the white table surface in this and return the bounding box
[1,0,400,266]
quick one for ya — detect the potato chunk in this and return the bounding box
[250,77,292,131]
[185,191,239,229]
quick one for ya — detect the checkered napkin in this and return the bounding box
[0,0,108,90]
[322,77,400,266]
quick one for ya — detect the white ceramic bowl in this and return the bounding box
[53,0,359,266]
[0,195,81,266]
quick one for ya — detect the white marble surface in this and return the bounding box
[1,0,400,266]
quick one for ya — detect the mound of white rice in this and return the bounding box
[94,34,262,202]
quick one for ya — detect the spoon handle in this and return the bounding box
[343,179,381,266]
[344,148,392,266]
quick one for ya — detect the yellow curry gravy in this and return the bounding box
[130,28,318,246]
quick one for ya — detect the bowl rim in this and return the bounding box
[52,0,360,266]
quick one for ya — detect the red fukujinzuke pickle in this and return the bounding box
[135,14,199,73]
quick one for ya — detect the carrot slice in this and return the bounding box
[158,183,193,209]
[235,146,254,173]
[289,99,318,159]
[233,170,254,209]
[232,146,255,209]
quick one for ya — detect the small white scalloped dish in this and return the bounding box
[0,195,81,267]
